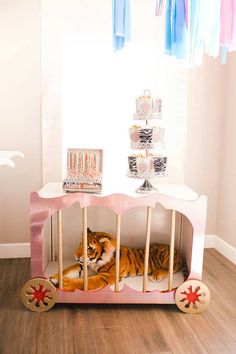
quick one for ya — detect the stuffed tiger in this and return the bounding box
[50,228,184,292]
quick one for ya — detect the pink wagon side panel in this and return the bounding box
[56,284,176,304]
[29,185,207,304]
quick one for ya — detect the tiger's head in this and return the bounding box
[74,228,116,271]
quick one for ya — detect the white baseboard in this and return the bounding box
[205,234,236,265]
[1,236,236,266]
[0,243,30,259]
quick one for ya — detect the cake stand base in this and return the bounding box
[136,180,157,194]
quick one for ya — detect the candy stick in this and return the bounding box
[88,152,90,171]
[82,152,85,172]
[96,152,100,172]
[67,151,70,171]
[86,152,88,171]
[92,153,95,171]
[71,153,74,174]
[70,152,72,172]
[79,152,82,170]
[89,153,92,171]
[91,153,93,171]
[97,152,100,171]
[73,153,76,172]
[76,152,78,178]
[88,153,90,171]
[94,153,97,171]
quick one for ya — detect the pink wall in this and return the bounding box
[217,53,236,248]
[185,56,225,235]
[0,0,42,243]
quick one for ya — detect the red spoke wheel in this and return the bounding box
[175,279,210,314]
[21,278,57,312]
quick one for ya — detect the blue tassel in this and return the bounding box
[113,0,131,51]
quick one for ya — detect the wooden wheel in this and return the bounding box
[175,279,210,314]
[21,278,57,312]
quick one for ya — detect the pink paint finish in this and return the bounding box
[30,185,207,304]
[56,284,176,304]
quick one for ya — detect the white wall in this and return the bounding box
[217,53,236,248]
[0,0,42,243]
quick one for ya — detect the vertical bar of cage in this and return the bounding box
[115,214,121,292]
[83,207,88,291]
[179,212,184,255]
[177,211,183,258]
[143,206,152,292]
[50,215,55,262]
[168,210,176,291]
[57,209,63,290]
[50,215,53,261]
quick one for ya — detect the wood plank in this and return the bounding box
[151,307,208,354]
[92,326,135,354]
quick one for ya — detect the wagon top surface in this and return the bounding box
[38,182,199,201]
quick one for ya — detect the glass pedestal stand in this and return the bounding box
[136,179,157,194]
[127,170,166,194]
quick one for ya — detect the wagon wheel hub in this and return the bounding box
[175,279,211,314]
[21,278,57,312]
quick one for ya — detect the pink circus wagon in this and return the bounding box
[21,182,211,314]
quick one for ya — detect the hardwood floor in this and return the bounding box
[1,249,236,354]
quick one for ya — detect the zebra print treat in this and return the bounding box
[139,128,153,144]
[129,126,165,149]
[153,156,167,173]
[128,156,138,173]
[127,154,167,178]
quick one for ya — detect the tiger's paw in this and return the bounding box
[63,277,82,292]
[149,270,168,283]
[149,275,161,283]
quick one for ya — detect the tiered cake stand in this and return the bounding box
[127,90,167,193]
